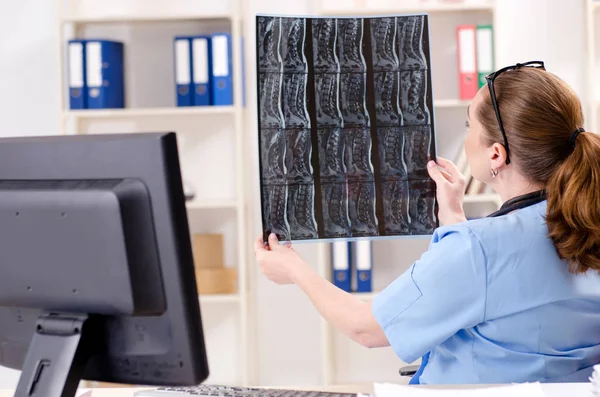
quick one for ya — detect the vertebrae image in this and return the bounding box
[257,14,437,241]
[337,18,366,73]
[281,18,308,73]
[370,17,399,72]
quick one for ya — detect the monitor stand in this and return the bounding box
[14,313,92,397]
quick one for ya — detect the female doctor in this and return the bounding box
[254,62,600,384]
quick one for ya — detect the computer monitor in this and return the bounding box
[0,132,209,397]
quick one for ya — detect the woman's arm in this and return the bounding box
[292,263,390,348]
[255,235,389,348]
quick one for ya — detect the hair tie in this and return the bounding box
[569,127,585,148]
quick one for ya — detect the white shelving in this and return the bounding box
[56,0,253,387]
[60,13,235,23]
[312,0,499,386]
[434,99,471,108]
[64,106,235,120]
[464,193,502,205]
[186,199,240,210]
[200,294,241,304]
[318,2,494,15]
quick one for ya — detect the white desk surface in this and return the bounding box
[0,383,593,396]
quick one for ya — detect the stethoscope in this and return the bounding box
[487,190,547,218]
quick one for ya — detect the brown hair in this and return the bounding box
[476,67,600,273]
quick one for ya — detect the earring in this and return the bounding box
[491,168,498,178]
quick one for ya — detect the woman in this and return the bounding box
[254,61,600,384]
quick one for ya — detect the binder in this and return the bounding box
[241,37,246,107]
[457,25,478,100]
[67,40,87,110]
[191,36,212,106]
[174,37,193,107]
[476,25,494,89]
[331,242,351,292]
[210,33,233,106]
[85,40,124,109]
[354,241,372,293]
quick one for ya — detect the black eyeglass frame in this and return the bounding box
[484,61,546,165]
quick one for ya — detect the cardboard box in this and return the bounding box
[191,233,224,269]
[195,268,237,295]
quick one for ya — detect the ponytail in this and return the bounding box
[546,132,600,273]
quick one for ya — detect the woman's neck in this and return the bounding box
[490,169,545,204]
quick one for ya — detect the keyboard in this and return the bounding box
[133,384,358,397]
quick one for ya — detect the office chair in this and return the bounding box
[399,365,419,377]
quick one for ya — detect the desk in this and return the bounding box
[0,383,593,397]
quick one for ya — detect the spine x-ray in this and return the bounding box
[257,14,438,242]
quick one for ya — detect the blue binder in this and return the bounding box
[67,40,87,109]
[354,241,373,293]
[241,37,246,107]
[174,36,193,107]
[210,33,233,106]
[190,36,212,106]
[332,242,351,292]
[85,40,124,109]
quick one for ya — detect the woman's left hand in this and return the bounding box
[254,233,306,285]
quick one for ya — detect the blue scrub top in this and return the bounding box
[372,201,600,384]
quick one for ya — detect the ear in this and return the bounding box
[489,142,508,170]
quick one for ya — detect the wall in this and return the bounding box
[0,0,588,389]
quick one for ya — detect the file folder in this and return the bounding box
[241,37,246,107]
[354,241,372,293]
[174,37,193,107]
[86,40,124,109]
[457,25,478,100]
[210,33,233,106]
[332,242,351,292]
[476,25,494,89]
[67,40,87,110]
[191,36,212,106]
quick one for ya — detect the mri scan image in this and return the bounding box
[257,14,437,241]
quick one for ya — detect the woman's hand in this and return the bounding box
[427,157,467,226]
[254,233,307,285]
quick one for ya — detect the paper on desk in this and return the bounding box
[370,382,547,397]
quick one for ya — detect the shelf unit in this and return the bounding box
[63,106,236,120]
[311,0,499,385]
[56,0,253,386]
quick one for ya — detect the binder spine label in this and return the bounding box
[68,43,84,88]
[86,42,102,88]
[458,29,476,75]
[212,35,229,77]
[175,39,191,85]
[476,29,493,72]
[355,241,371,270]
[332,242,351,292]
[192,38,209,84]
[355,241,372,293]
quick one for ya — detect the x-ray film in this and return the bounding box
[256,14,438,242]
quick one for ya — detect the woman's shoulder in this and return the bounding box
[432,201,550,259]
[438,201,547,237]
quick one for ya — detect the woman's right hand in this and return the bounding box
[427,157,468,226]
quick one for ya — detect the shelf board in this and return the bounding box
[318,3,494,16]
[434,99,471,108]
[199,293,240,303]
[60,12,233,23]
[463,193,501,204]
[352,291,378,301]
[186,199,238,210]
[64,106,235,120]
